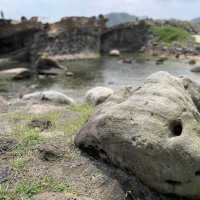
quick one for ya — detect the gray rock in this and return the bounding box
[189,59,196,65]
[0,138,18,155]
[85,87,114,106]
[0,96,9,113]
[0,165,11,183]
[75,71,200,199]
[109,49,120,56]
[28,119,53,131]
[38,144,65,161]
[23,91,75,105]
[0,68,31,79]
[191,66,200,73]
[35,57,66,76]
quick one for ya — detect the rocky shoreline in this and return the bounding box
[0,74,194,200]
[1,15,200,200]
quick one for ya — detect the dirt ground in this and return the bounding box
[0,99,186,200]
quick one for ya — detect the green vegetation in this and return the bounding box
[0,176,71,200]
[1,103,94,199]
[151,25,191,43]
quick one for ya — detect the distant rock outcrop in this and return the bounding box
[105,12,137,27]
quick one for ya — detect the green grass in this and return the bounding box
[0,176,71,200]
[8,103,94,171]
[151,25,191,44]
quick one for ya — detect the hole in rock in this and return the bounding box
[169,120,183,137]
[195,171,200,176]
[165,180,182,186]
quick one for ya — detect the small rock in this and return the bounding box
[23,91,75,105]
[0,68,31,80]
[85,87,114,106]
[35,57,65,70]
[0,165,11,183]
[65,71,74,76]
[38,144,65,161]
[189,59,196,65]
[33,192,93,200]
[156,55,168,65]
[0,138,18,155]
[28,119,52,131]
[0,96,9,113]
[109,49,120,56]
[191,66,200,73]
[122,59,132,64]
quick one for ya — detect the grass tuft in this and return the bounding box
[151,25,191,44]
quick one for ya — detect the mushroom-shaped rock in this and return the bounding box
[75,71,200,199]
[85,87,114,106]
[35,56,66,75]
[23,91,74,105]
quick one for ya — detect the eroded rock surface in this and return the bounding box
[75,71,200,199]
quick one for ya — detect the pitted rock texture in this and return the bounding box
[75,71,200,199]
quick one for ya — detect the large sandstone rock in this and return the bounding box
[85,87,114,106]
[75,71,200,199]
[23,91,74,105]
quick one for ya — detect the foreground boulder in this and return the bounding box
[75,71,200,199]
[85,87,114,106]
[23,91,74,105]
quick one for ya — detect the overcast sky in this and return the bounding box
[0,0,199,21]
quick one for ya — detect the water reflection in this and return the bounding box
[0,55,200,99]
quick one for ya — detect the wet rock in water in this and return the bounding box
[28,119,52,131]
[191,66,200,73]
[85,87,114,106]
[23,91,75,105]
[33,192,93,200]
[0,165,11,183]
[0,138,18,155]
[75,71,200,199]
[35,56,66,75]
[38,144,65,161]
[156,56,168,65]
[189,59,196,65]
[0,68,31,80]
[65,71,74,76]
[122,58,132,64]
[109,49,120,56]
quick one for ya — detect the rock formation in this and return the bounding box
[75,71,200,199]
